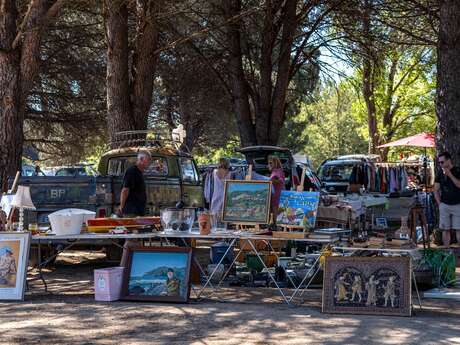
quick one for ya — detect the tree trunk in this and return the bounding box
[361,0,379,154]
[131,0,160,130]
[256,0,275,145]
[223,0,256,147]
[0,0,63,190]
[436,0,460,162]
[104,1,134,146]
[362,57,379,154]
[105,0,161,148]
[0,54,22,191]
[269,0,298,146]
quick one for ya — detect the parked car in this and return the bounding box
[54,164,98,177]
[317,154,380,193]
[236,146,321,191]
[10,131,204,225]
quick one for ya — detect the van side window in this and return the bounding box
[108,157,168,177]
[180,158,198,183]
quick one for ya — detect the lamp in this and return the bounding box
[11,185,36,232]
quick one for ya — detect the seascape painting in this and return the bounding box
[322,256,411,316]
[277,191,320,228]
[222,181,271,224]
[123,247,192,302]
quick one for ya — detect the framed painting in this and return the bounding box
[121,247,192,303]
[0,232,31,301]
[277,191,320,228]
[222,180,272,224]
[322,256,411,316]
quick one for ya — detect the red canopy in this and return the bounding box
[377,132,435,148]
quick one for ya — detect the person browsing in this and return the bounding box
[434,151,460,247]
[268,156,285,219]
[118,151,152,217]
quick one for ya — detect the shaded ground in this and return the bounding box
[1,251,460,345]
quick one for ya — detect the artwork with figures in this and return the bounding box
[122,247,192,302]
[277,191,320,228]
[322,256,411,316]
[0,232,31,300]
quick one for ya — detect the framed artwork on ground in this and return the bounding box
[222,180,272,224]
[121,247,192,303]
[0,232,31,301]
[322,256,411,316]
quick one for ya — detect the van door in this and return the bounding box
[179,157,204,208]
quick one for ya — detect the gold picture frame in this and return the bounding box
[222,180,272,224]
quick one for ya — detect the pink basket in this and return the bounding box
[94,267,124,302]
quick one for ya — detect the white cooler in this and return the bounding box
[48,208,96,235]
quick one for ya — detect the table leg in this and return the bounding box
[36,240,48,292]
[265,240,298,290]
[247,239,291,305]
[195,238,237,299]
[411,263,423,311]
[288,248,324,303]
[33,240,79,293]
[178,238,217,292]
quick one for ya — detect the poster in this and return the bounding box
[277,191,320,228]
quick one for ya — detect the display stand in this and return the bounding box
[410,204,429,249]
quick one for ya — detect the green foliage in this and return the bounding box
[350,47,436,157]
[287,82,368,169]
[193,136,243,165]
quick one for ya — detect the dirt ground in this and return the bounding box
[1,251,460,345]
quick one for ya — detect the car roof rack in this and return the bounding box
[110,130,190,154]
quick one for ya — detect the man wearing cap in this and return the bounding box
[434,152,460,247]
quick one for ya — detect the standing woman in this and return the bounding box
[268,156,285,219]
[210,158,233,218]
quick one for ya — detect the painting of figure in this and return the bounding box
[122,247,192,302]
[0,233,30,301]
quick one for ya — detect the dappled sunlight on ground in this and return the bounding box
[0,252,459,344]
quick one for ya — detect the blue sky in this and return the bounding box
[130,252,188,277]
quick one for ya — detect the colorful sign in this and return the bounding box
[277,191,320,228]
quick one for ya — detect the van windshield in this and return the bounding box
[319,164,355,182]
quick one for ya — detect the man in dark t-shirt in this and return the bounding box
[434,151,460,247]
[118,151,151,217]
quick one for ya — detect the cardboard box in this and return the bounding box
[94,267,124,301]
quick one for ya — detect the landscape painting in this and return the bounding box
[322,256,411,316]
[222,181,271,224]
[277,191,320,228]
[122,247,192,302]
[0,232,31,301]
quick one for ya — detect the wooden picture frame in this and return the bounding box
[121,247,192,303]
[222,180,272,224]
[0,232,31,301]
[322,256,411,316]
